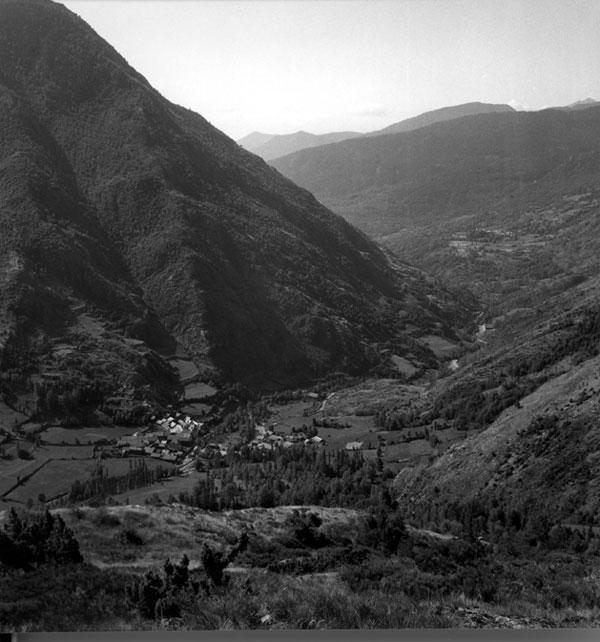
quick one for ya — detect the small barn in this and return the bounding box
[345,441,364,451]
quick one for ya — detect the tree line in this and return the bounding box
[179,445,389,511]
[69,459,176,503]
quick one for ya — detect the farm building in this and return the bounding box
[345,441,364,451]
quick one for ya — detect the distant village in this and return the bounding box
[115,410,334,468]
[117,413,204,463]
[249,424,324,451]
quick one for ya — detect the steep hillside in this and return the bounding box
[392,276,600,534]
[0,0,475,425]
[0,67,180,424]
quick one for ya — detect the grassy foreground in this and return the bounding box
[1,503,600,631]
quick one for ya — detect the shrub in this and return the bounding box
[284,510,331,548]
[119,527,144,546]
[90,507,121,528]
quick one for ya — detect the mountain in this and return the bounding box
[0,0,475,424]
[270,107,600,312]
[370,101,515,136]
[393,276,600,531]
[238,130,362,161]
[271,107,600,237]
[261,102,600,532]
[267,98,600,530]
[269,101,600,466]
[239,102,514,161]
[236,131,275,150]
[560,97,600,110]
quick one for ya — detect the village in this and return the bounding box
[248,423,325,451]
[114,409,334,470]
[116,413,205,463]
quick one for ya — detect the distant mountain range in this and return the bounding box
[238,102,515,161]
[241,99,600,162]
[370,101,515,136]
[270,106,600,236]
[270,102,600,325]
[561,97,600,110]
[0,0,475,424]
[238,130,364,162]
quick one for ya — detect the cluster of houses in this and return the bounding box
[249,424,324,451]
[117,413,204,463]
[196,442,229,460]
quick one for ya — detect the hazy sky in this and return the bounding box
[60,0,600,140]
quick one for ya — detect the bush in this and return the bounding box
[90,507,121,527]
[120,527,144,546]
[284,510,331,548]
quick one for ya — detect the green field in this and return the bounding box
[269,401,315,433]
[98,457,174,477]
[107,471,201,505]
[34,444,96,459]
[181,402,211,416]
[169,358,200,383]
[2,450,177,504]
[321,380,424,416]
[184,382,217,401]
[6,459,98,502]
[0,458,47,496]
[0,401,27,430]
[267,385,435,464]
[42,425,135,445]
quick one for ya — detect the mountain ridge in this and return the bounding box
[372,101,515,136]
[238,129,363,161]
[270,106,600,236]
[238,102,515,161]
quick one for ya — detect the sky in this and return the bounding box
[60,0,600,141]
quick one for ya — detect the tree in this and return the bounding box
[126,554,198,619]
[285,509,330,548]
[200,530,249,589]
[0,508,83,570]
[361,506,407,554]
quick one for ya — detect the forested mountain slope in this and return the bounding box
[271,106,600,317]
[271,106,600,238]
[0,0,475,425]
[394,285,600,533]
